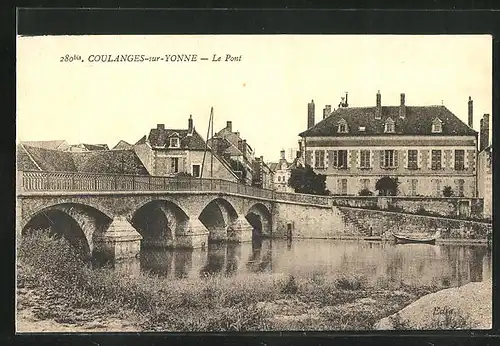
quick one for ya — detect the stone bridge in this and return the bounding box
[17,171,333,262]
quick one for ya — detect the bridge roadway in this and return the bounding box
[16,171,333,262]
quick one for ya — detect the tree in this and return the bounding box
[359,188,374,196]
[443,185,454,197]
[375,176,400,196]
[287,164,330,195]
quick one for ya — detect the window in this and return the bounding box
[360,179,370,190]
[381,150,397,168]
[338,178,348,195]
[170,137,180,148]
[314,150,325,169]
[171,157,179,173]
[384,118,395,133]
[431,150,442,170]
[457,179,465,197]
[333,150,348,169]
[432,179,442,196]
[407,150,418,170]
[338,119,348,133]
[455,150,465,170]
[359,150,371,168]
[192,164,200,178]
[409,179,418,196]
[277,176,281,182]
[432,119,443,133]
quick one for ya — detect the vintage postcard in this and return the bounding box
[16,34,492,332]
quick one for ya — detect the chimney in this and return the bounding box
[399,93,406,119]
[468,96,473,128]
[226,121,232,132]
[480,114,490,151]
[188,115,193,133]
[280,150,285,160]
[375,90,382,119]
[157,124,165,130]
[307,99,315,129]
[323,105,332,119]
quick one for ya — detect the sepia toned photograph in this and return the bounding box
[16,34,492,332]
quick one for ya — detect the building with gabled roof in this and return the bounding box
[132,115,239,181]
[17,144,148,175]
[299,92,479,200]
[112,140,133,150]
[208,121,255,185]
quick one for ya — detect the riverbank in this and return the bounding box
[16,231,486,332]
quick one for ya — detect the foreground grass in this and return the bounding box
[18,231,446,331]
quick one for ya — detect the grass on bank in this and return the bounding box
[18,230,451,331]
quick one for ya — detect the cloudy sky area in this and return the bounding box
[17,35,492,162]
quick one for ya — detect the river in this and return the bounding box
[112,239,492,288]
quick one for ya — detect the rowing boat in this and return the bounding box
[392,231,440,245]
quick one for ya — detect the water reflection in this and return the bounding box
[133,239,492,287]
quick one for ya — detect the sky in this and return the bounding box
[17,35,492,162]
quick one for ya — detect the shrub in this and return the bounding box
[281,275,298,294]
[359,188,374,196]
[442,186,454,197]
[334,275,367,291]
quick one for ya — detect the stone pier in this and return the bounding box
[93,216,142,261]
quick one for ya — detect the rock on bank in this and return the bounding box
[375,279,492,330]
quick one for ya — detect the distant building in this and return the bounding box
[20,140,70,152]
[252,156,274,190]
[477,145,492,219]
[269,150,296,193]
[67,143,109,152]
[133,115,238,181]
[112,140,133,150]
[208,121,255,185]
[299,92,479,198]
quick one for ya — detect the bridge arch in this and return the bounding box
[21,203,113,260]
[199,197,239,242]
[246,203,272,238]
[131,200,189,248]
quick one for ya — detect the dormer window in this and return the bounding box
[432,118,443,133]
[337,119,349,133]
[170,137,180,148]
[384,118,395,133]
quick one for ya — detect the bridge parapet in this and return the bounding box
[18,170,330,207]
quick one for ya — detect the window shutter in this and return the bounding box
[379,150,385,168]
[347,150,352,168]
[394,150,399,167]
[324,150,329,168]
[417,150,422,169]
[356,150,361,168]
[333,150,338,168]
[306,150,312,166]
[464,150,469,169]
[427,150,432,169]
[439,150,443,169]
[369,150,374,168]
[403,150,408,169]
[450,150,455,169]
[328,150,334,168]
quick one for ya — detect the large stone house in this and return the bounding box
[477,113,492,219]
[299,92,479,198]
[133,115,239,181]
[207,121,255,185]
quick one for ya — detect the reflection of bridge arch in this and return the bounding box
[199,197,239,242]
[21,203,113,259]
[131,200,189,248]
[246,203,272,238]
